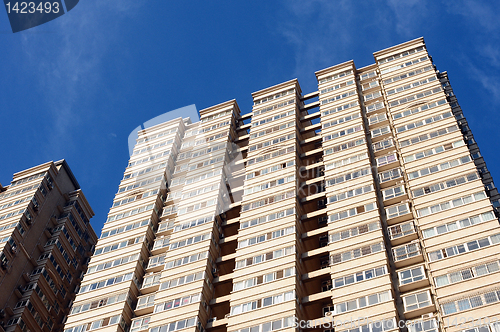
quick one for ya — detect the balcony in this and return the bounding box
[370,125,392,142]
[403,290,435,319]
[397,265,430,292]
[376,153,399,172]
[392,241,423,268]
[135,294,155,316]
[372,138,395,155]
[382,184,408,206]
[378,168,403,188]
[388,221,417,246]
[140,273,161,293]
[385,202,412,225]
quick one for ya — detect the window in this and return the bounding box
[154,293,201,313]
[407,319,437,332]
[240,208,295,229]
[324,138,366,155]
[393,242,420,261]
[365,91,381,101]
[100,219,150,238]
[371,125,390,138]
[378,46,425,64]
[368,113,387,125]
[253,98,295,116]
[323,112,360,129]
[321,90,356,105]
[106,203,155,222]
[379,168,402,183]
[233,267,295,292]
[254,88,295,105]
[248,133,295,152]
[336,291,391,313]
[152,237,170,250]
[169,232,211,250]
[131,317,150,332]
[320,69,353,83]
[177,198,217,215]
[242,190,294,212]
[160,271,205,290]
[320,79,355,94]
[412,172,478,198]
[366,102,384,113]
[428,233,500,262]
[235,246,295,269]
[334,266,387,288]
[249,121,295,138]
[230,291,295,315]
[238,226,295,248]
[400,124,458,148]
[244,175,295,195]
[384,64,433,85]
[418,191,487,217]
[136,294,155,310]
[381,54,429,74]
[251,110,295,128]
[79,273,134,293]
[388,221,415,240]
[181,183,219,199]
[383,185,405,200]
[441,287,500,315]
[325,152,368,170]
[71,293,127,315]
[173,214,214,232]
[148,254,166,269]
[149,317,197,332]
[404,139,464,163]
[434,260,500,288]
[234,316,295,332]
[323,125,363,142]
[373,138,393,151]
[422,212,493,239]
[328,185,373,204]
[246,160,295,180]
[386,203,409,219]
[330,242,384,265]
[327,167,371,186]
[386,75,437,95]
[359,70,376,80]
[329,202,376,223]
[330,222,379,243]
[403,291,431,311]
[184,168,222,185]
[399,266,425,285]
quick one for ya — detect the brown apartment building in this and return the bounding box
[64,37,500,332]
[0,160,97,332]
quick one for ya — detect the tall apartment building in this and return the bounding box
[0,160,97,332]
[64,37,500,332]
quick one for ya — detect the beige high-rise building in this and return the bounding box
[0,160,97,332]
[64,37,500,332]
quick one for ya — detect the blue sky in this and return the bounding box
[1,0,499,235]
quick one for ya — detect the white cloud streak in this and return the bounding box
[20,0,144,156]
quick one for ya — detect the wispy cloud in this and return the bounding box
[385,0,430,37]
[445,0,500,102]
[20,0,144,156]
[276,0,361,89]
[447,0,500,32]
[276,0,431,89]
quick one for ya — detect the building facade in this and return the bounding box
[0,160,97,332]
[65,37,500,332]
